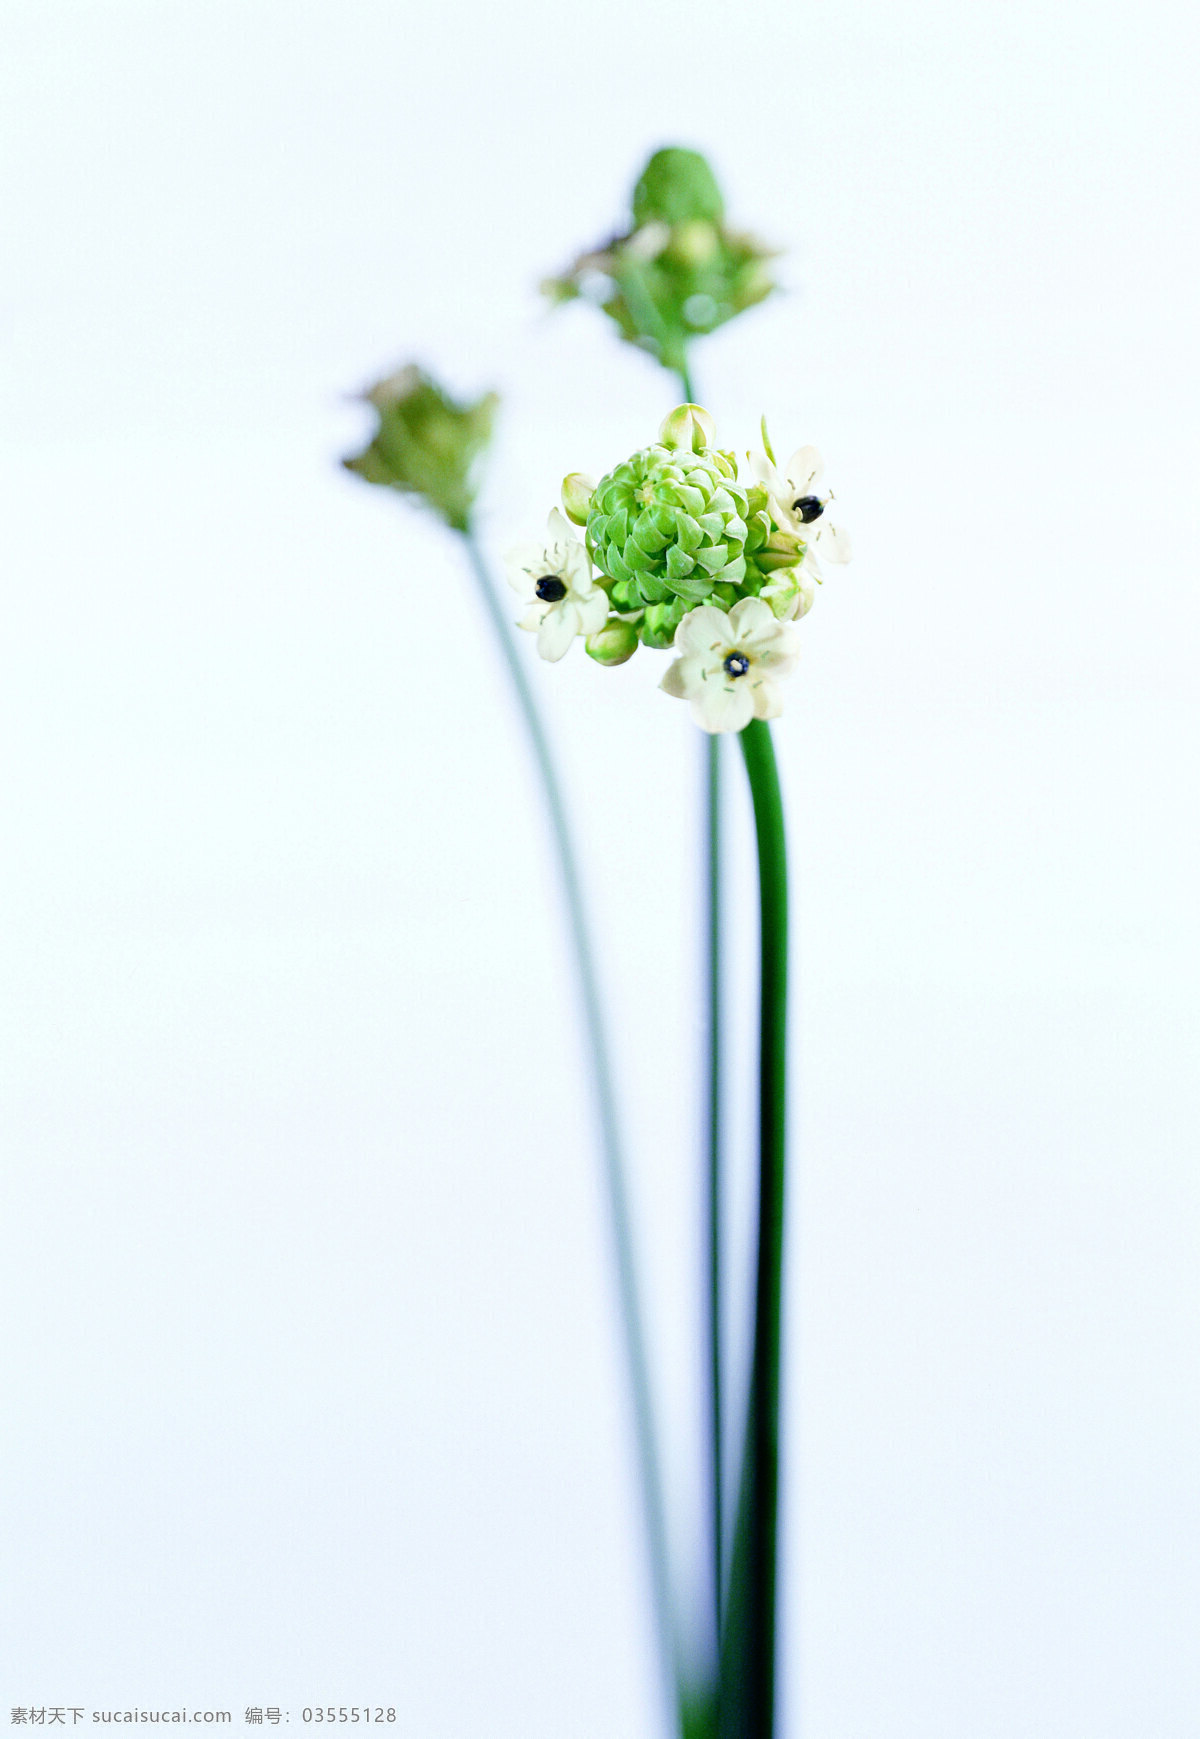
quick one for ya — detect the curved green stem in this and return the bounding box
[722,718,788,1739]
[458,528,683,1732]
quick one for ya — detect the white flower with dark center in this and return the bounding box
[506,509,608,662]
[752,444,851,570]
[659,597,801,733]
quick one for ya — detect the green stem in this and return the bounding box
[722,719,789,1739]
[677,355,724,1667]
[705,728,723,1648]
[743,717,789,1739]
[458,528,683,1734]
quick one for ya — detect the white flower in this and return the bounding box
[751,444,851,570]
[659,598,801,733]
[506,509,609,662]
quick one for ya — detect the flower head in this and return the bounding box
[506,510,608,662]
[585,410,756,623]
[542,147,778,375]
[660,599,801,734]
[342,365,497,531]
[516,409,845,725]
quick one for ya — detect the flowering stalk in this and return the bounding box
[677,360,727,1674]
[458,532,684,1729]
[343,369,684,1733]
[519,396,848,1739]
[718,718,788,1739]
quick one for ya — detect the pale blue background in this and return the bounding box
[2,0,1198,1733]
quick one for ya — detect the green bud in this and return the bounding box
[561,472,596,526]
[754,530,806,573]
[641,599,686,649]
[343,365,497,532]
[659,403,716,453]
[762,566,818,621]
[585,616,640,667]
[632,147,725,228]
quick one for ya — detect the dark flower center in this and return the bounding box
[793,494,823,524]
[535,574,568,603]
[724,652,751,679]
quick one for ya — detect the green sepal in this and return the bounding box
[632,511,670,555]
[666,569,717,605]
[665,542,697,581]
[636,569,671,604]
[606,546,633,585]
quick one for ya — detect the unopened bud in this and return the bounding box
[632,148,725,228]
[585,617,640,667]
[658,403,717,454]
[762,566,817,622]
[560,472,596,526]
[641,599,686,649]
[756,530,805,573]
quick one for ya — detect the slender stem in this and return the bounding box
[458,527,683,1733]
[705,729,723,1647]
[736,717,789,1739]
[676,354,724,1697]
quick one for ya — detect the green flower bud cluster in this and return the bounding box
[343,365,498,532]
[542,147,776,375]
[567,407,808,663]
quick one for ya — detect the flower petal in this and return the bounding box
[578,589,609,634]
[783,446,823,495]
[692,681,755,734]
[660,653,709,698]
[767,495,803,538]
[659,658,690,699]
[536,603,579,662]
[505,544,548,595]
[727,596,777,643]
[813,519,851,563]
[676,604,733,655]
[748,452,780,492]
[751,677,786,721]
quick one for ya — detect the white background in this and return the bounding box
[2,0,1198,1734]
